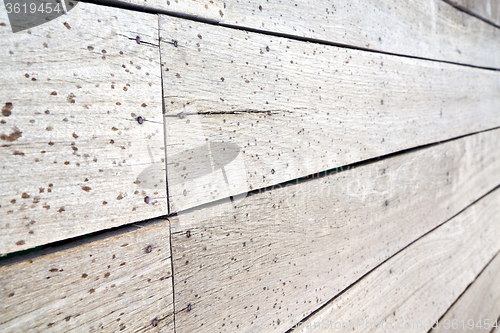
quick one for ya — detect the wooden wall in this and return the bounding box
[0,0,499,332]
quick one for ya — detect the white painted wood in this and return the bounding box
[169,129,500,333]
[433,253,500,333]
[296,190,500,333]
[0,3,167,254]
[446,0,500,27]
[159,15,500,212]
[127,0,500,68]
[0,218,174,332]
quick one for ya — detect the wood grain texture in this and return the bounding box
[159,15,500,212]
[0,218,174,332]
[295,189,500,333]
[433,252,500,333]
[169,129,500,333]
[129,0,500,68]
[446,0,500,27]
[0,3,167,254]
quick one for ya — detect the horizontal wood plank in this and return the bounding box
[159,15,500,212]
[296,188,500,333]
[0,218,174,332]
[169,129,500,333]
[127,0,500,68]
[0,3,167,254]
[433,252,500,333]
[446,0,500,27]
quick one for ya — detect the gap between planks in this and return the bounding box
[80,0,500,71]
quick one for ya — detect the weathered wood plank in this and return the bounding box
[446,0,500,27]
[0,217,174,332]
[433,253,500,333]
[296,190,500,333]
[0,3,167,254]
[159,15,500,212]
[169,129,500,333]
[130,0,500,68]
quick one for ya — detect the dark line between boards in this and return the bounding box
[442,0,500,30]
[285,184,500,332]
[425,250,500,333]
[171,124,500,218]
[79,0,500,72]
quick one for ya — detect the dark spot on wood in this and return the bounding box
[67,93,76,104]
[384,200,389,206]
[141,103,147,107]
[110,139,115,144]
[104,272,110,278]
[65,316,71,322]
[102,201,108,205]
[88,288,95,294]
[1,127,22,142]
[101,50,107,54]
[2,102,13,116]
[259,5,262,10]
[87,46,94,51]
[13,150,24,156]
[16,240,25,246]
[8,292,14,297]
[197,34,202,39]
[49,268,59,272]
[81,273,88,278]
[81,186,91,192]
[21,193,29,199]
[58,207,65,213]
[120,262,126,266]
[63,22,71,29]
[111,127,118,131]
[381,99,384,105]
[116,194,124,200]
[48,141,54,146]
[10,199,16,204]
[50,91,57,96]
[266,46,270,52]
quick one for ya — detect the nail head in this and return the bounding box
[186,230,191,238]
[146,245,152,253]
[151,318,158,327]
[137,116,143,124]
[136,36,140,44]
[144,196,150,204]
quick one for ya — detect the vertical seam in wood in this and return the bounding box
[158,14,177,333]
[158,15,171,216]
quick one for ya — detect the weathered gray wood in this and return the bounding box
[295,189,500,333]
[159,15,500,212]
[132,0,500,68]
[0,3,167,254]
[446,0,500,27]
[0,218,174,332]
[169,129,500,333]
[433,253,500,333]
